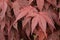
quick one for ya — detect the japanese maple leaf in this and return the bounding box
[39,11,55,32]
[22,7,38,37]
[13,6,32,23]
[31,13,47,36]
[22,7,37,28]
[11,6,32,30]
[31,11,55,37]
[47,9,60,26]
[12,1,36,30]
[22,8,55,37]
[12,0,31,18]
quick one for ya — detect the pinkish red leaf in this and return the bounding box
[22,17,31,28]
[12,1,21,18]
[14,6,32,23]
[41,12,55,29]
[31,15,39,33]
[36,0,44,11]
[25,22,31,38]
[39,15,47,37]
[26,8,37,17]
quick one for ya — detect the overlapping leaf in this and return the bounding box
[0,0,59,40]
[22,7,37,28]
[14,6,32,23]
[31,11,55,37]
[38,14,47,37]
[22,17,31,28]
[31,15,39,33]
[22,8,55,39]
